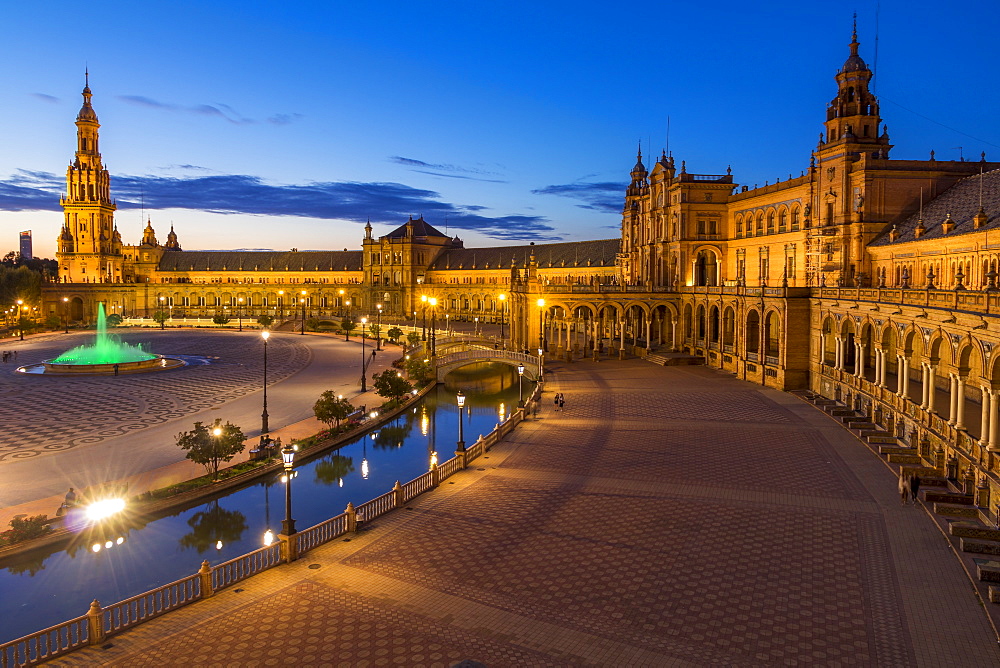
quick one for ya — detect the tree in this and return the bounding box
[0,265,42,305]
[17,316,37,336]
[374,368,413,401]
[313,390,355,429]
[314,454,355,486]
[368,322,382,340]
[176,419,247,480]
[152,311,169,329]
[404,356,434,385]
[105,313,123,327]
[212,313,231,325]
[44,314,62,330]
[406,331,420,348]
[341,316,356,340]
[386,326,403,344]
[178,502,248,554]
[305,317,321,331]
[257,314,274,327]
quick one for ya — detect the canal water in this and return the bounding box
[0,363,528,644]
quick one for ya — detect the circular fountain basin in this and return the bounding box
[19,356,187,375]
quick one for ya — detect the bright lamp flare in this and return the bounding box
[86,498,126,521]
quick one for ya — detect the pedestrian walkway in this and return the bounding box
[50,360,1000,666]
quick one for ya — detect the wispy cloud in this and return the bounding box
[532,181,624,213]
[0,169,558,241]
[31,93,60,104]
[390,156,506,183]
[117,95,301,126]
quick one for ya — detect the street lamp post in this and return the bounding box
[375,303,383,351]
[517,363,525,407]
[158,296,166,329]
[281,443,296,536]
[429,297,438,356]
[338,289,345,316]
[474,316,479,336]
[238,297,244,332]
[538,347,545,381]
[261,330,270,434]
[537,298,546,354]
[16,299,24,340]
[277,290,284,320]
[456,391,466,451]
[360,316,368,392]
[420,295,428,341]
[498,293,506,343]
[299,293,306,335]
[62,297,69,334]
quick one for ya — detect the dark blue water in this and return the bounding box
[0,364,527,644]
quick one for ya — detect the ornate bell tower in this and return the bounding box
[56,73,122,283]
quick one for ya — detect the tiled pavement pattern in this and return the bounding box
[52,360,1000,666]
[0,332,308,461]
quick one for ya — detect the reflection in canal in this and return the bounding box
[0,363,530,644]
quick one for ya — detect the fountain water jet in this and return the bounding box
[20,303,185,375]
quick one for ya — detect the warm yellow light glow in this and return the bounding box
[421,295,427,303]
[216,540,223,550]
[429,297,437,306]
[86,498,126,521]
[537,298,546,307]
[62,297,69,303]
[498,293,506,300]
[92,543,101,553]
[361,458,370,479]
[212,427,222,437]
[370,411,378,419]
[263,529,274,546]
[430,451,438,468]
[361,317,368,324]
[116,536,124,545]
[261,330,270,340]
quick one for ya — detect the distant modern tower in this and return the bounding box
[19,231,32,260]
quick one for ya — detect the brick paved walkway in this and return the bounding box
[51,360,1000,666]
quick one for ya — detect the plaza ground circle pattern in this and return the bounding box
[0,331,309,461]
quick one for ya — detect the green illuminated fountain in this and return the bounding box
[51,303,156,365]
[27,303,185,375]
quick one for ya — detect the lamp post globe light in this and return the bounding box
[360,317,368,392]
[428,297,438,356]
[16,299,25,340]
[261,330,270,434]
[280,443,296,536]
[517,363,525,408]
[300,290,307,334]
[497,293,506,342]
[62,296,69,333]
[375,303,383,351]
[456,391,466,451]
[420,295,428,341]
[238,297,244,332]
[277,290,284,319]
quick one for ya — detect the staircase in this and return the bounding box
[794,389,1000,606]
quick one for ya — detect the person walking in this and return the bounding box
[898,473,910,505]
[559,394,565,410]
[554,393,560,410]
[910,473,921,505]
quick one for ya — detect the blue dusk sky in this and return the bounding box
[1,1,997,258]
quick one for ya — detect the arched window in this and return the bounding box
[709,306,720,343]
[779,210,787,231]
[791,207,800,230]
[683,304,693,341]
[755,214,764,236]
[746,310,760,355]
[723,307,735,347]
[696,305,706,341]
[767,211,775,233]
[764,312,780,358]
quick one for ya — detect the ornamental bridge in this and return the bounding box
[419,336,543,381]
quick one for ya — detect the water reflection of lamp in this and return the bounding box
[430,451,438,468]
[361,439,370,479]
[517,363,525,408]
[499,402,506,422]
[263,479,274,547]
[456,391,466,452]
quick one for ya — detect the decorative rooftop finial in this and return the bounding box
[852,12,858,45]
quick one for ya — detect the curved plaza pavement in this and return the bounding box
[0,329,396,523]
[48,359,1000,666]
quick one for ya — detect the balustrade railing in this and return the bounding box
[212,544,282,590]
[438,455,463,479]
[103,574,200,635]
[296,515,348,556]
[0,617,88,667]
[356,490,397,523]
[401,472,435,502]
